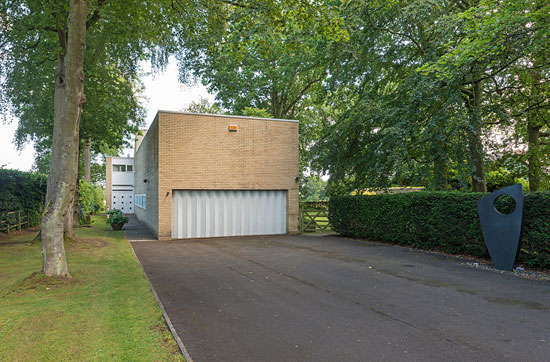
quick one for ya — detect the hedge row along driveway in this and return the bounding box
[329,192,550,268]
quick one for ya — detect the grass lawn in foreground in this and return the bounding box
[0,216,184,362]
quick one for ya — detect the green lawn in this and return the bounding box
[0,216,184,362]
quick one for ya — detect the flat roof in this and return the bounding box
[156,110,299,123]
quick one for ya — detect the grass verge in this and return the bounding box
[0,216,184,362]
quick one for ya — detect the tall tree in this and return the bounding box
[1,0,176,276]
[176,0,346,119]
[40,0,87,276]
[421,0,550,191]
[174,0,346,177]
[314,0,550,194]
[314,0,475,192]
[83,138,91,183]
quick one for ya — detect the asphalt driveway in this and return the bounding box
[127,221,549,362]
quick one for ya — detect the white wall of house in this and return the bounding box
[109,157,135,214]
[112,157,134,185]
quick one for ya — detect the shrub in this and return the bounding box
[486,169,528,192]
[79,181,105,216]
[329,192,550,268]
[106,209,128,225]
[0,169,47,212]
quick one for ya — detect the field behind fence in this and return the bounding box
[300,201,331,233]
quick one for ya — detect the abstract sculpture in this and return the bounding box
[477,184,524,271]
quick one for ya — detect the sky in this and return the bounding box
[0,57,214,170]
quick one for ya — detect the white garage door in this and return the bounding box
[172,190,287,238]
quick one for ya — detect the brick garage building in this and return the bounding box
[134,111,299,240]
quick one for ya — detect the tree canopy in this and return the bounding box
[173,0,347,176]
[0,0,178,172]
[312,0,550,194]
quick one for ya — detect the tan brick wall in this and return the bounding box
[134,116,160,236]
[105,157,112,210]
[157,112,299,239]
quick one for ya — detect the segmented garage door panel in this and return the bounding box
[172,190,287,238]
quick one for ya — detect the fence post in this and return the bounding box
[300,209,304,233]
[17,210,21,231]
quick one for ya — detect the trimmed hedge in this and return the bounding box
[0,169,47,213]
[329,192,550,268]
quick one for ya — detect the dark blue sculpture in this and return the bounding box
[478,184,524,270]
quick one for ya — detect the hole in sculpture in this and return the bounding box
[494,194,516,215]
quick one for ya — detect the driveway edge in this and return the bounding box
[129,241,193,362]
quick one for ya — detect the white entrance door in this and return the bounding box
[112,190,134,214]
[172,190,287,238]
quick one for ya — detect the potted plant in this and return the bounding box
[107,209,129,230]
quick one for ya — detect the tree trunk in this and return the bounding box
[84,138,91,182]
[65,137,83,240]
[433,157,448,191]
[66,179,81,238]
[466,79,486,193]
[41,0,87,277]
[45,56,65,208]
[70,138,83,231]
[272,100,283,119]
[64,196,75,241]
[73,183,81,227]
[468,126,486,192]
[527,121,541,192]
[527,67,543,193]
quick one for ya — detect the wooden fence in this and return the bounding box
[299,201,331,233]
[0,210,42,234]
